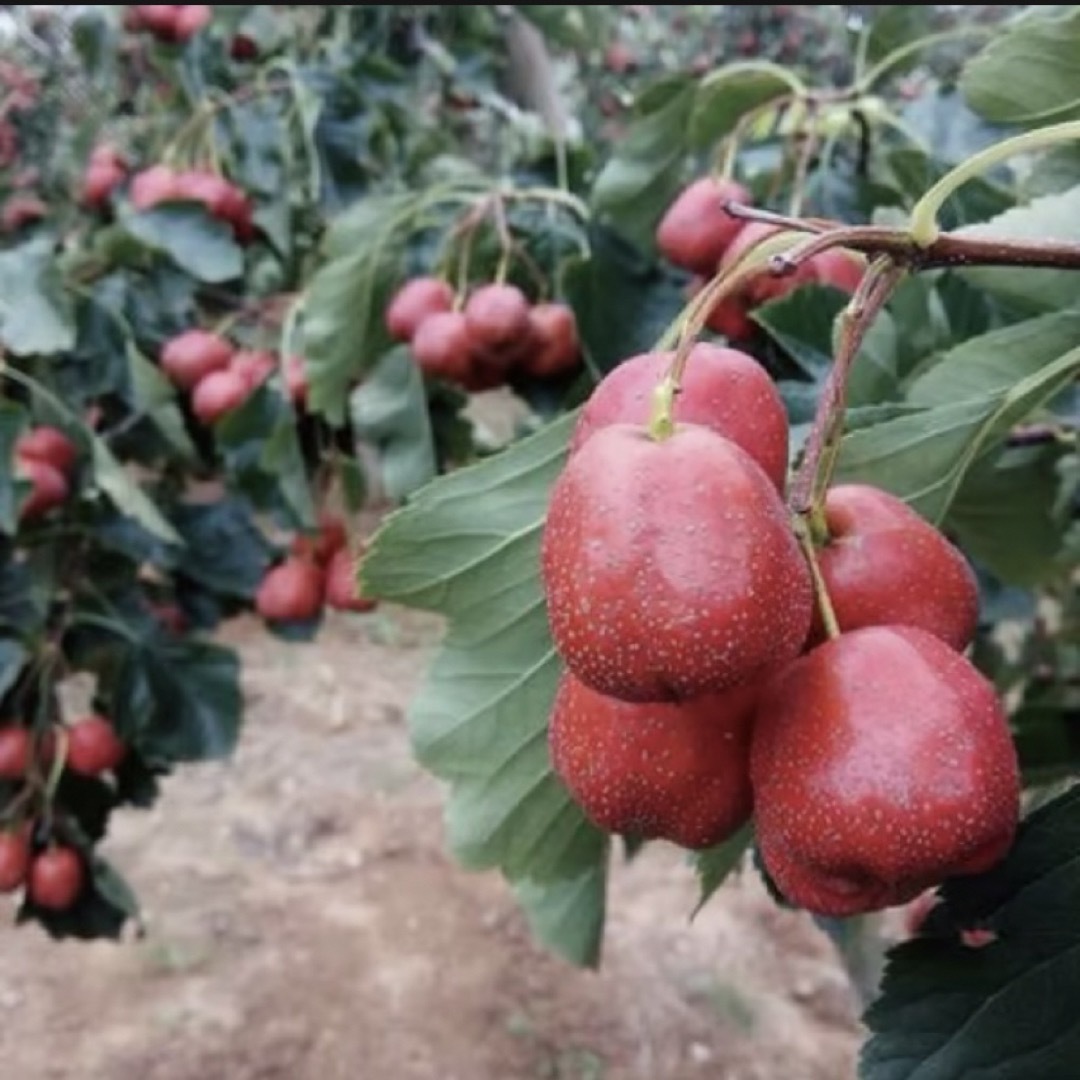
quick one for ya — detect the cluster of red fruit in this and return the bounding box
[386,278,582,390]
[255,515,377,624]
[0,714,126,911]
[80,144,129,211]
[130,164,255,243]
[541,343,1020,917]
[123,5,212,44]
[657,177,865,340]
[158,329,308,424]
[13,425,79,523]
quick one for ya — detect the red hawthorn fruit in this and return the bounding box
[570,343,789,493]
[16,457,69,521]
[549,672,756,848]
[522,303,581,378]
[15,426,78,476]
[192,368,250,424]
[255,557,325,623]
[66,715,126,777]
[283,354,309,407]
[385,277,455,342]
[291,514,348,566]
[172,5,212,42]
[656,177,752,275]
[28,846,85,911]
[0,828,29,892]
[1,194,47,231]
[230,33,259,61]
[81,147,128,210]
[411,311,474,383]
[130,6,181,38]
[0,727,30,781]
[603,41,637,74]
[159,329,233,390]
[705,291,756,341]
[718,221,816,306]
[810,248,866,294]
[230,349,277,391]
[463,284,531,359]
[541,424,812,701]
[325,547,378,613]
[751,626,1020,917]
[130,164,180,210]
[810,484,980,650]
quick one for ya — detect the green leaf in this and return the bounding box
[590,77,696,251]
[0,402,28,534]
[120,205,243,284]
[956,188,1080,312]
[362,413,607,882]
[961,8,1080,125]
[112,639,242,764]
[302,192,414,425]
[0,241,76,355]
[947,444,1069,586]
[691,823,752,918]
[752,285,847,382]
[862,785,1080,1080]
[171,498,275,600]
[0,639,26,701]
[514,855,608,969]
[91,439,182,545]
[862,6,934,68]
[350,346,437,501]
[688,63,795,148]
[126,344,197,461]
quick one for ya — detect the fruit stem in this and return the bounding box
[43,727,67,809]
[648,378,677,441]
[909,119,1080,247]
[795,517,841,640]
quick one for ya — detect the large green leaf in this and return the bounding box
[349,346,437,501]
[301,192,414,424]
[170,498,275,600]
[0,241,76,355]
[514,855,608,969]
[688,62,795,148]
[691,823,752,917]
[960,8,1080,125]
[91,439,182,544]
[362,413,607,886]
[862,785,1080,1080]
[120,205,243,284]
[956,188,1080,313]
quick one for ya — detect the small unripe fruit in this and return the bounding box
[66,715,126,777]
[550,672,755,848]
[28,846,85,911]
[255,557,325,623]
[325,547,378,613]
[522,303,581,378]
[386,277,455,342]
[15,426,78,475]
[160,329,233,390]
[656,177,752,275]
[411,311,473,382]
[0,727,30,781]
[192,368,250,424]
[16,457,69,521]
[463,284,531,355]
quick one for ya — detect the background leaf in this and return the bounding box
[0,241,76,355]
[120,205,243,284]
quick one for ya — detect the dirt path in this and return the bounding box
[0,609,862,1080]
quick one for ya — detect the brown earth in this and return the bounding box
[0,608,866,1080]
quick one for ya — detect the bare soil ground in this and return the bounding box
[0,608,863,1080]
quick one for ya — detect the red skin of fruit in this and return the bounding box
[0,727,30,781]
[16,426,78,475]
[160,329,233,390]
[192,368,251,424]
[284,355,308,407]
[463,284,531,357]
[230,33,258,61]
[1,194,46,231]
[175,169,234,217]
[16,458,69,521]
[29,846,85,911]
[522,303,581,378]
[385,277,455,343]
[751,625,1020,917]
[132,6,181,37]
[811,484,979,650]
[130,164,180,210]
[0,829,29,892]
[172,5,211,42]
[719,222,816,307]
[255,558,325,622]
[81,159,126,210]
[542,424,812,702]
[325,547,378,613]
[570,343,789,493]
[230,349,277,391]
[810,248,865,294]
[291,514,348,565]
[549,672,755,849]
[411,311,474,383]
[66,715,126,777]
[705,292,756,340]
[656,177,752,276]
[604,41,637,74]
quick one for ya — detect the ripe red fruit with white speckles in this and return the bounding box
[656,178,752,276]
[549,672,755,848]
[570,344,789,493]
[810,485,979,650]
[751,625,1020,917]
[522,303,580,378]
[66,715,126,777]
[160,329,233,390]
[719,221,815,306]
[542,424,812,702]
[810,248,865,294]
[411,311,473,383]
[385,277,455,342]
[0,829,29,892]
[463,284,531,357]
[255,557,324,623]
[28,846,84,911]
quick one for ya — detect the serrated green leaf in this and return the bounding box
[120,204,243,284]
[956,188,1080,312]
[0,241,76,355]
[691,822,752,918]
[350,346,437,501]
[514,854,608,969]
[688,63,794,148]
[960,8,1080,125]
[91,439,182,545]
[302,192,414,424]
[862,786,1080,1080]
[362,413,606,883]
